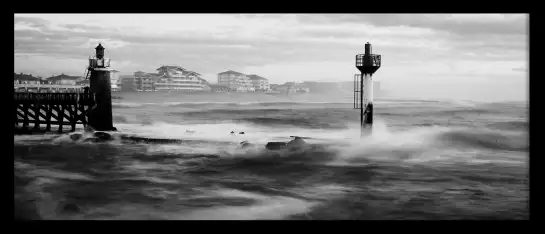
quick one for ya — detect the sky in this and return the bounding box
[14,14,528,102]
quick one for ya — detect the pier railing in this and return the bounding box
[356,54,381,67]
[14,93,95,105]
[14,84,86,89]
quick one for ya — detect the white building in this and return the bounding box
[154,65,209,91]
[217,70,255,92]
[46,74,81,85]
[247,74,270,91]
[110,70,121,91]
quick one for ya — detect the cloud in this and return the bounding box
[14,14,528,101]
[296,14,527,36]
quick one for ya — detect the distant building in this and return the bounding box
[217,70,254,92]
[75,79,90,87]
[153,65,209,92]
[110,70,121,91]
[271,82,309,94]
[247,74,270,91]
[134,71,148,77]
[120,75,137,92]
[14,73,41,84]
[273,84,295,94]
[294,84,310,93]
[46,74,81,85]
[133,70,158,91]
[209,84,231,92]
[133,72,161,91]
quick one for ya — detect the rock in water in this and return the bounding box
[61,203,80,214]
[69,133,83,141]
[266,142,287,150]
[93,132,113,141]
[84,125,95,133]
[56,202,81,214]
[287,137,306,148]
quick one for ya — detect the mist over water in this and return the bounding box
[14,92,528,220]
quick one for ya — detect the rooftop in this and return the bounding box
[157,65,186,72]
[46,74,81,81]
[186,71,202,76]
[218,70,246,76]
[247,74,268,81]
[14,73,41,81]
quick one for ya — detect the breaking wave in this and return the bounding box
[14,98,529,220]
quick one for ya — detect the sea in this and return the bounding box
[14,92,529,220]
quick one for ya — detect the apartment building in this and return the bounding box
[247,74,270,91]
[109,70,121,91]
[46,74,81,85]
[217,70,254,92]
[14,73,41,84]
[154,65,209,92]
[134,71,161,91]
[120,75,137,92]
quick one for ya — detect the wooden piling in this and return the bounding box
[14,92,95,134]
[33,98,40,130]
[23,102,29,130]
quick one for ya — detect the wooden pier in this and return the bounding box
[14,92,95,133]
[14,43,117,134]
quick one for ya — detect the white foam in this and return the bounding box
[145,144,225,156]
[114,121,360,146]
[329,121,451,164]
[27,168,95,182]
[177,188,317,220]
[14,134,59,144]
[117,176,179,185]
[179,197,315,220]
[289,184,356,200]
[118,160,182,174]
[112,102,149,108]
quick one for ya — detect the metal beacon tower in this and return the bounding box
[354,42,381,137]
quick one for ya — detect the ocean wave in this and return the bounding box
[437,108,505,116]
[112,102,147,108]
[113,101,355,109]
[113,116,128,123]
[238,117,345,129]
[486,121,528,131]
[113,121,358,145]
[437,129,528,152]
[14,117,527,173]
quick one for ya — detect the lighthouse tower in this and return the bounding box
[86,43,117,131]
[355,42,381,136]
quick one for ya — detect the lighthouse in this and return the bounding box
[355,42,381,136]
[86,43,117,131]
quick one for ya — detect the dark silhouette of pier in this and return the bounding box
[14,44,116,134]
[14,92,94,133]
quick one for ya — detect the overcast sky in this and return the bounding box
[14,14,528,102]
